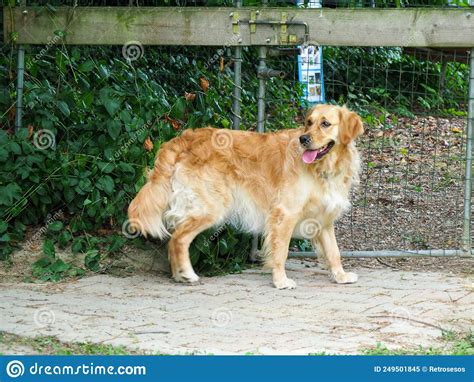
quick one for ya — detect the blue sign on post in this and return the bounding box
[297,0,325,104]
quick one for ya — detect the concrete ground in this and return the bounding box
[0,259,472,355]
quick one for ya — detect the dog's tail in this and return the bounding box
[127,134,191,239]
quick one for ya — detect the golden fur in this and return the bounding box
[128,104,364,289]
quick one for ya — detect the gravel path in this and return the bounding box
[1,259,472,355]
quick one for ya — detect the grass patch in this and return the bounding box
[2,331,472,356]
[362,331,474,355]
[0,332,146,355]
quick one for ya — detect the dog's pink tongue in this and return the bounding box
[302,150,318,164]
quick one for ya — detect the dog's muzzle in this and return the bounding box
[299,134,312,148]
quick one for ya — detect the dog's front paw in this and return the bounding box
[273,276,297,289]
[173,270,200,284]
[332,271,358,284]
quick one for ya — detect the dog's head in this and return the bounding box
[299,104,364,164]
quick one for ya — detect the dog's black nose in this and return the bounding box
[299,134,311,146]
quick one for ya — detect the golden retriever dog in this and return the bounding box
[128,104,363,289]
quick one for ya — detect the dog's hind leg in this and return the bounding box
[169,215,218,283]
[313,224,358,284]
[264,208,299,289]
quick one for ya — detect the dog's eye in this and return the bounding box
[321,120,331,128]
[306,118,313,126]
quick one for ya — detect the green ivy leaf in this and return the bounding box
[0,233,11,242]
[58,101,70,117]
[97,175,114,195]
[72,237,87,254]
[84,250,101,272]
[9,142,21,155]
[43,239,56,259]
[33,256,52,268]
[107,120,122,140]
[107,235,126,253]
[100,88,121,116]
[194,234,211,256]
[218,238,229,255]
[78,59,95,73]
[169,98,186,120]
[0,147,8,162]
[58,230,72,248]
[68,267,86,277]
[50,259,71,273]
[0,220,8,234]
[98,64,110,79]
[48,221,64,232]
[97,161,114,174]
[0,183,22,206]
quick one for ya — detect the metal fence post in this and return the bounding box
[249,46,268,261]
[462,48,474,256]
[15,45,25,131]
[257,46,267,133]
[231,0,242,130]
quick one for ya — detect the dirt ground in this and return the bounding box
[337,116,470,252]
[0,250,472,355]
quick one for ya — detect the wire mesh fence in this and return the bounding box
[257,46,471,254]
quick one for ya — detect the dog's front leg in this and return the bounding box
[265,209,298,289]
[313,225,358,284]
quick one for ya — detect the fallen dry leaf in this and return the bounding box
[220,57,225,72]
[165,115,181,131]
[8,106,16,123]
[97,228,113,236]
[185,92,196,102]
[199,77,209,93]
[143,136,153,152]
[27,124,34,138]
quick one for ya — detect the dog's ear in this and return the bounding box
[305,105,317,119]
[304,105,317,126]
[340,110,364,145]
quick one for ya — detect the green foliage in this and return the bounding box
[362,331,474,355]
[190,227,253,276]
[0,332,142,355]
[31,239,85,281]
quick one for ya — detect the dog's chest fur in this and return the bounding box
[300,171,350,219]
